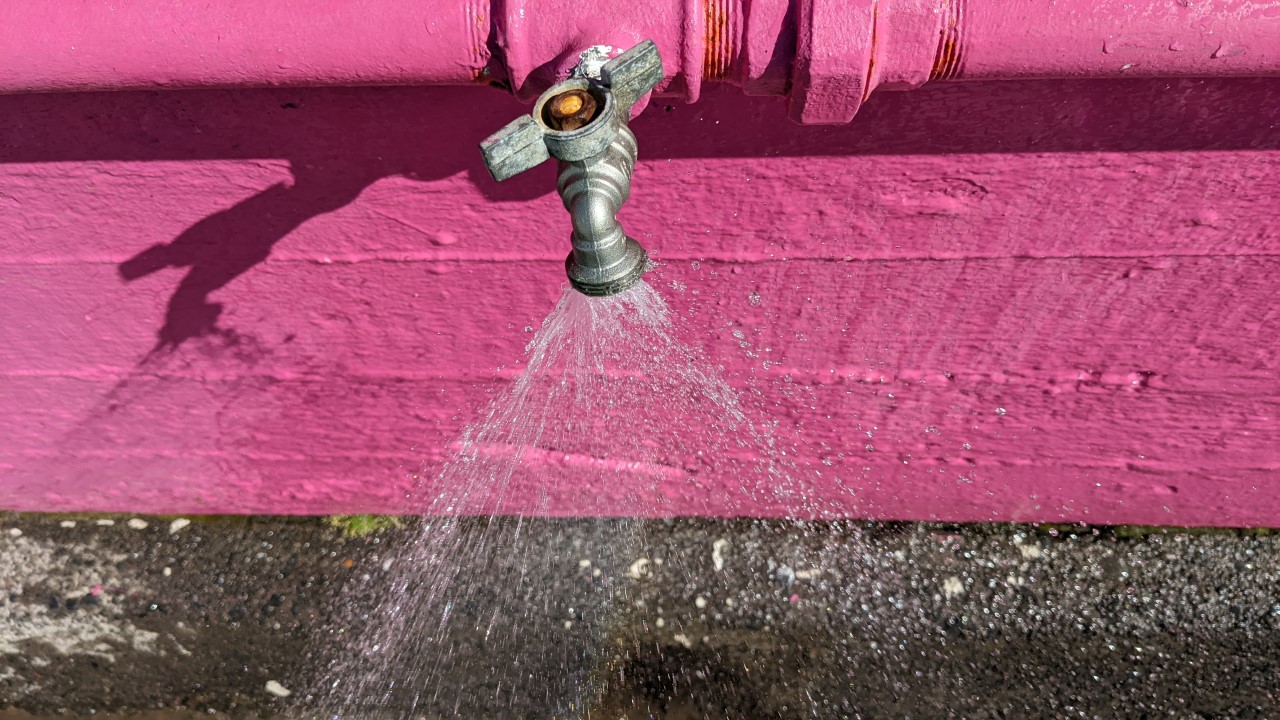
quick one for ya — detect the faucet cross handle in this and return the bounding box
[480,40,664,182]
[598,40,665,116]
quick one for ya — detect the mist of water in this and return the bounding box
[310,280,818,717]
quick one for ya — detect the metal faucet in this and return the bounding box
[479,41,664,296]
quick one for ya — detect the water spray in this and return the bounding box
[480,41,663,297]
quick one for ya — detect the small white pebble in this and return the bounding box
[591,568,601,578]
[943,576,965,599]
[163,567,173,577]
[655,617,666,628]
[563,620,573,630]
[264,680,291,698]
[381,558,393,571]
[127,519,149,530]
[673,634,693,648]
[169,518,191,534]
[578,559,591,569]
[1017,542,1044,560]
[694,596,707,609]
[59,520,77,528]
[626,558,650,579]
[95,519,115,526]
[712,538,729,571]
[7,528,22,537]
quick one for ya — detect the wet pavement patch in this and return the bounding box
[2,514,1279,718]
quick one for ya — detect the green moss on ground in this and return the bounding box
[325,514,404,537]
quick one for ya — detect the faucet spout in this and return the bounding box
[558,127,648,296]
[478,41,664,296]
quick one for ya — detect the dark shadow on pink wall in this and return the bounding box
[103,90,555,352]
[5,78,1279,166]
[116,163,379,351]
[1,78,1278,351]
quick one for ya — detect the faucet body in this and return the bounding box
[479,42,663,296]
[558,123,648,295]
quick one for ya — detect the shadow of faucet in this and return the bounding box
[96,87,557,355]
[117,160,378,353]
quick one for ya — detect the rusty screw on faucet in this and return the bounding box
[545,89,599,131]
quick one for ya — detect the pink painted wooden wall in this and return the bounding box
[1,78,1278,524]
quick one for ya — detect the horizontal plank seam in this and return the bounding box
[2,251,1280,266]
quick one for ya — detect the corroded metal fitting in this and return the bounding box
[544,89,598,131]
[479,41,663,296]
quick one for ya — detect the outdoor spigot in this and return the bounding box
[479,41,664,296]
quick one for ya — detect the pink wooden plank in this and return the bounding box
[1,80,1278,523]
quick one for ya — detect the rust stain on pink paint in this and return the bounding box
[863,2,880,102]
[703,0,734,80]
[930,0,965,81]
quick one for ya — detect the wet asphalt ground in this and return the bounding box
[2,514,1279,719]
